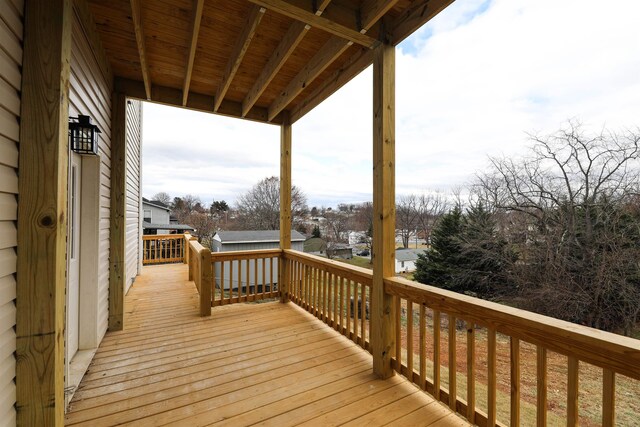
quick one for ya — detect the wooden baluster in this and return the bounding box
[537,346,547,427]
[395,296,401,371]
[270,256,274,297]
[331,274,340,331]
[237,259,242,302]
[324,270,330,322]
[567,356,579,427]
[353,282,359,343]
[360,284,366,347]
[303,263,308,309]
[488,328,497,427]
[261,257,266,300]
[313,268,319,316]
[346,279,352,339]
[339,276,345,334]
[602,369,615,427]
[419,304,426,390]
[448,315,457,412]
[467,321,475,423]
[220,261,225,305]
[434,310,441,401]
[229,260,234,303]
[406,300,413,380]
[246,258,251,300]
[511,337,520,427]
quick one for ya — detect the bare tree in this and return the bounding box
[396,194,420,248]
[474,121,640,333]
[153,191,171,205]
[234,176,308,230]
[324,211,351,255]
[415,192,448,246]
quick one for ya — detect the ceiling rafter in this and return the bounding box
[359,0,401,33]
[130,0,151,100]
[267,0,398,122]
[242,21,309,117]
[241,0,335,117]
[213,5,266,112]
[182,0,205,106]
[268,36,352,122]
[246,0,376,48]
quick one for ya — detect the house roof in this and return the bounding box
[395,248,426,262]
[86,0,453,125]
[142,200,171,212]
[303,237,327,253]
[143,221,195,231]
[216,230,305,244]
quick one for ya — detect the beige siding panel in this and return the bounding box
[0,1,20,424]
[124,100,142,291]
[69,11,113,345]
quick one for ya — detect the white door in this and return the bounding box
[67,153,81,360]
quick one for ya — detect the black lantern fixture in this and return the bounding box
[69,115,101,155]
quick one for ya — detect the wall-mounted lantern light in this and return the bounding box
[69,115,101,155]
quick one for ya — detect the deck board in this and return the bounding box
[65,264,469,426]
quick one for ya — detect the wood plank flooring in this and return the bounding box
[65,264,469,426]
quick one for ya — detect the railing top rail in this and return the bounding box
[143,233,185,240]
[385,275,640,380]
[284,249,373,286]
[211,248,282,262]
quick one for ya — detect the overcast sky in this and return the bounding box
[142,0,640,208]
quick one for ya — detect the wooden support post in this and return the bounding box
[16,1,72,424]
[109,92,127,331]
[279,111,292,302]
[199,247,212,316]
[371,42,396,379]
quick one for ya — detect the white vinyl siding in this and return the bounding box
[0,0,21,424]
[125,100,142,292]
[69,8,113,343]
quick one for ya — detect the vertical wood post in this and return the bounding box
[109,92,127,331]
[371,42,396,379]
[199,247,212,316]
[16,1,73,424]
[279,111,292,302]
[183,232,190,264]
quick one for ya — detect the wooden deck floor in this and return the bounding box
[65,264,469,426]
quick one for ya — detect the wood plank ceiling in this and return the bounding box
[88,0,454,124]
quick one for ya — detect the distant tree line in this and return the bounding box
[414,122,640,335]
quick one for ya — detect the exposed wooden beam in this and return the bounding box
[391,0,454,45]
[279,111,292,303]
[371,42,396,379]
[130,0,151,99]
[109,93,127,332]
[214,5,265,112]
[247,0,376,47]
[16,0,72,424]
[116,77,284,125]
[290,47,373,123]
[268,36,351,121]
[359,0,401,33]
[242,21,309,117]
[182,0,204,106]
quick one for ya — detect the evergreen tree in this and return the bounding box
[414,206,462,288]
[312,225,321,238]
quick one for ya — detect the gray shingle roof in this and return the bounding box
[143,221,194,231]
[395,249,426,262]
[216,230,306,243]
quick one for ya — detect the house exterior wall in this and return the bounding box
[68,6,114,346]
[125,100,142,292]
[143,202,171,228]
[395,259,417,273]
[0,1,22,424]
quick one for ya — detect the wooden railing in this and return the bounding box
[186,236,212,316]
[142,234,185,265]
[283,250,373,352]
[384,276,640,427]
[211,249,281,306]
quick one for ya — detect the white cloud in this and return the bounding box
[142,0,640,207]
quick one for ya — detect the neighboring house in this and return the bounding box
[212,231,305,293]
[142,199,194,235]
[395,249,426,273]
[348,231,368,245]
[327,243,354,260]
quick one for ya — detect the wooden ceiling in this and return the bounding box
[88,0,454,125]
